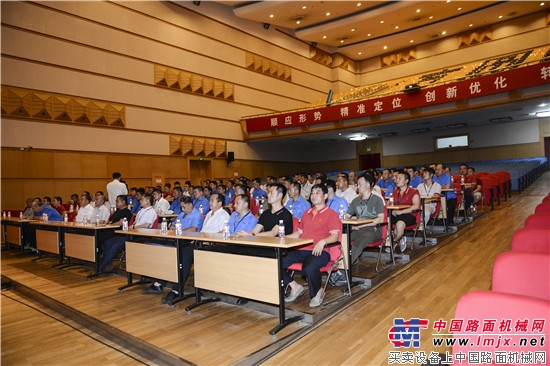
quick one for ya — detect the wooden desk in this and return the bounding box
[63,222,119,276]
[2,218,36,253]
[341,218,374,286]
[116,229,312,334]
[31,221,65,266]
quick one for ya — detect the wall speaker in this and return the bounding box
[403,83,421,94]
[227,151,235,166]
[263,23,270,30]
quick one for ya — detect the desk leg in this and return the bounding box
[386,210,396,266]
[118,272,150,291]
[343,224,363,291]
[269,247,302,336]
[167,240,195,306]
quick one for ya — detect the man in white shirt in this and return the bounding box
[201,193,230,233]
[75,193,94,223]
[91,194,110,224]
[416,167,442,225]
[106,172,128,208]
[153,188,170,214]
[335,172,358,204]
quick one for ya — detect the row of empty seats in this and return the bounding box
[452,194,550,363]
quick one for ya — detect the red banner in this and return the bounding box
[244,61,550,133]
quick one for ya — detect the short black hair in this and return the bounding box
[113,172,121,179]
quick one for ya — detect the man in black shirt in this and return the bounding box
[94,194,132,273]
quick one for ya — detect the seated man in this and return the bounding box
[455,163,476,216]
[434,163,457,225]
[324,179,348,216]
[336,173,358,205]
[22,198,35,218]
[42,196,52,207]
[217,185,231,207]
[192,186,210,215]
[250,178,267,200]
[168,186,183,214]
[390,171,421,253]
[416,167,442,225]
[406,166,423,188]
[468,166,483,209]
[153,188,170,214]
[52,196,67,216]
[91,194,110,224]
[283,184,342,308]
[131,188,144,215]
[75,193,94,223]
[31,200,63,221]
[93,195,132,273]
[284,182,311,220]
[99,194,157,272]
[163,183,173,202]
[153,196,204,304]
[227,194,258,234]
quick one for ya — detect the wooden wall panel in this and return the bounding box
[106,155,132,179]
[2,181,25,211]
[81,154,107,178]
[54,181,84,201]
[23,181,55,200]
[165,156,188,179]
[54,152,83,178]
[1,149,24,178]
[22,151,54,179]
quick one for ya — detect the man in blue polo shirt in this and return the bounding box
[31,200,63,221]
[284,182,311,220]
[434,163,457,225]
[228,194,257,234]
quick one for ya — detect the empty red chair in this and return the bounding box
[511,228,550,253]
[535,202,550,215]
[524,214,550,228]
[453,291,549,361]
[492,251,550,300]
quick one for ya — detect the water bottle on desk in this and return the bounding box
[339,204,345,220]
[222,220,230,239]
[289,205,293,216]
[461,175,465,185]
[69,204,74,213]
[278,220,285,239]
[63,213,68,225]
[7,211,11,219]
[83,215,87,226]
[175,219,182,236]
[43,213,48,222]
[161,218,168,234]
[389,193,394,206]
[3,212,6,220]
[122,217,128,231]
[19,212,23,219]
[95,214,100,226]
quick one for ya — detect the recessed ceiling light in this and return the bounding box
[380,20,384,24]
[357,2,362,7]
[340,39,345,43]
[536,110,550,117]
[416,9,421,13]
[540,2,545,6]
[498,15,503,19]
[538,103,547,107]
[395,26,399,29]
[442,31,447,35]
[429,15,434,19]
[367,33,372,37]
[349,135,367,141]
[351,28,356,32]
[358,52,362,55]
[270,14,274,18]
[302,6,307,9]
[410,40,414,43]
[326,12,330,16]
[323,35,327,39]
[469,23,473,27]
[458,7,462,11]
[296,20,301,24]
[383,45,388,50]
[446,0,451,3]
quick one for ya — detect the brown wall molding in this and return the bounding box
[458,26,493,48]
[1,86,126,127]
[245,52,291,81]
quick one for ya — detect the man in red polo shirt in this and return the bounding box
[282,184,342,308]
[391,171,421,253]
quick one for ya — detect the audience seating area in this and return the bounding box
[452,192,550,361]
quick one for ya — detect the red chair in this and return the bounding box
[452,183,465,215]
[511,228,550,253]
[524,214,550,228]
[286,242,351,296]
[151,216,159,229]
[491,172,508,202]
[494,171,512,199]
[478,177,495,210]
[492,251,550,300]
[128,214,136,226]
[67,211,77,222]
[453,291,549,361]
[534,202,550,215]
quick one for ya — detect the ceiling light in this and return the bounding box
[469,23,473,27]
[395,26,399,29]
[536,111,550,117]
[498,15,503,19]
[429,15,434,19]
[326,12,330,16]
[302,6,307,9]
[323,35,327,39]
[538,103,547,107]
[358,52,362,55]
[416,9,421,13]
[296,20,301,24]
[410,40,414,43]
[380,20,384,24]
[357,3,362,7]
[270,14,274,18]
[367,33,371,37]
[458,7,462,11]
[541,2,545,6]
[349,135,367,141]
[351,28,356,32]
[383,45,387,50]
[442,31,447,35]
